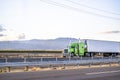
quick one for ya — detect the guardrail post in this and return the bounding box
[24,66,29,71]
[63,64,66,69]
[6,66,10,72]
[0,69,2,73]
[56,57,57,61]
[77,63,79,68]
[24,58,26,63]
[109,62,111,67]
[100,63,102,67]
[41,58,43,62]
[89,63,91,68]
[49,65,52,69]
[80,56,82,60]
[91,56,93,60]
[102,56,103,59]
[119,61,120,66]
[111,56,112,59]
[69,57,71,61]
[5,58,8,63]
[109,56,111,60]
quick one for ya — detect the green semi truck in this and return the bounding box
[63,39,120,57]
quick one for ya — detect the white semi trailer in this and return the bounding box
[83,39,120,56]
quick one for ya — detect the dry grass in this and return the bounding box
[0,63,120,73]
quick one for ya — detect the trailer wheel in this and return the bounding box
[112,53,118,57]
[103,53,111,57]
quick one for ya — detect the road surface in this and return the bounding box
[0,66,120,80]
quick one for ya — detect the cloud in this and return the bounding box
[0,34,6,36]
[17,33,26,39]
[100,30,120,34]
[0,28,26,41]
[0,25,26,41]
[0,25,6,37]
[0,25,6,32]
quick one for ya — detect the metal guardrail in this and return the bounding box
[0,57,120,67]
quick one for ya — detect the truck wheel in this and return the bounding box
[85,53,90,57]
[71,53,74,57]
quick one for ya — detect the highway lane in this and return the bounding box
[0,67,120,80]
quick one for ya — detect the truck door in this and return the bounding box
[79,42,85,56]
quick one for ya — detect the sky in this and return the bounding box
[0,0,120,41]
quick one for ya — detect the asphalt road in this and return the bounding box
[0,67,120,80]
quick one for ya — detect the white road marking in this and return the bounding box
[86,70,120,75]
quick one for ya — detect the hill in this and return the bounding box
[0,37,78,50]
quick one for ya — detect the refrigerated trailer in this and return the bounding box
[83,39,120,56]
[65,39,120,57]
[85,40,120,52]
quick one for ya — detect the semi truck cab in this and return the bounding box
[68,42,85,57]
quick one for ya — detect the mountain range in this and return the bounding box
[0,38,78,50]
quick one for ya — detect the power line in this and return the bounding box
[40,0,120,20]
[66,0,120,15]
